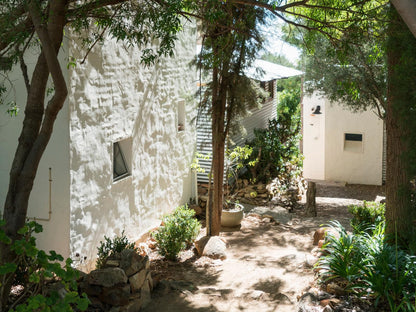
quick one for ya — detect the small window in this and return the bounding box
[345,133,362,142]
[344,133,363,153]
[177,100,185,132]
[113,138,131,181]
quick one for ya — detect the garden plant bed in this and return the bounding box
[142,183,385,312]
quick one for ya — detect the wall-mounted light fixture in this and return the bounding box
[311,105,322,116]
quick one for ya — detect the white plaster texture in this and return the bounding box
[0,20,197,268]
[302,93,326,180]
[67,20,197,269]
[303,93,383,185]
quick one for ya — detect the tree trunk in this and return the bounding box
[305,181,317,217]
[208,65,227,236]
[385,6,416,241]
[1,1,68,308]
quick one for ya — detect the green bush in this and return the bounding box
[152,205,201,261]
[96,230,136,269]
[243,86,302,188]
[0,220,89,311]
[317,221,363,288]
[317,220,416,311]
[348,201,385,233]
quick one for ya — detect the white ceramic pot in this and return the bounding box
[221,203,244,227]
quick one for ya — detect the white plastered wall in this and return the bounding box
[0,43,71,258]
[324,99,383,185]
[303,92,383,185]
[302,93,326,180]
[67,20,197,269]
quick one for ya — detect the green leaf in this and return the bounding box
[0,262,17,275]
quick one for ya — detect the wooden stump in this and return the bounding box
[305,181,317,217]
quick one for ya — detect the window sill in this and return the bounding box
[113,174,132,184]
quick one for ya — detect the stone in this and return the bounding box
[195,236,227,260]
[190,204,203,216]
[305,255,318,268]
[250,290,265,299]
[313,228,326,245]
[326,283,346,296]
[257,183,266,190]
[88,267,128,287]
[73,268,88,282]
[375,195,386,203]
[141,278,152,308]
[100,284,131,306]
[322,305,333,312]
[146,272,153,290]
[297,292,319,312]
[106,260,121,267]
[320,298,341,308]
[147,238,157,250]
[81,283,103,297]
[88,296,106,310]
[120,249,147,277]
[129,270,147,293]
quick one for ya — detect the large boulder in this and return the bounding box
[195,236,227,260]
[88,267,128,288]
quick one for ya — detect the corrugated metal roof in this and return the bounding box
[245,60,303,81]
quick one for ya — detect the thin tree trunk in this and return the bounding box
[209,71,227,236]
[305,181,317,217]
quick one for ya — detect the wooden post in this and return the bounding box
[305,181,317,217]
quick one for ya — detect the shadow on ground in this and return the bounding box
[142,183,385,312]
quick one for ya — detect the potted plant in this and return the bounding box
[220,146,256,227]
[221,199,244,227]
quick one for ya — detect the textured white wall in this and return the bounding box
[0,44,71,258]
[324,100,383,185]
[302,93,326,180]
[67,21,197,269]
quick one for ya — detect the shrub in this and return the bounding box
[96,230,136,269]
[317,220,416,311]
[359,240,416,311]
[0,220,89,311]
[152,205,201,261]
[317,221,363,288]
[243,87,302,188]
[348,201,385,233]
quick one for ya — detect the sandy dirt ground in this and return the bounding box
[142,183,385,312]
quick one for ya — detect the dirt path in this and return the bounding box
[142,183,385,312]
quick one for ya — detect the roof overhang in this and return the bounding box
[245,59,303,81]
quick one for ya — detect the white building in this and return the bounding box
[0,22,197,270]
[302,93,384,186]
